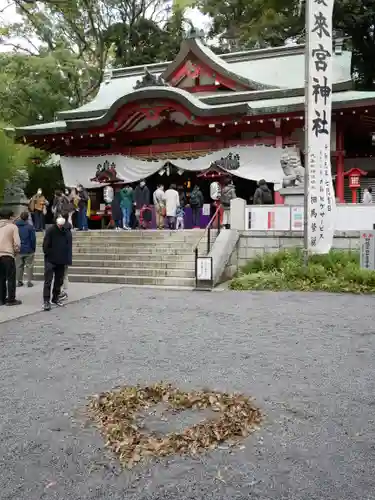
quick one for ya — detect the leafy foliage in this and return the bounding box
[0,0,189,129]
[199,0,302,49]
[104,12,185,68]
[0,129,35,200]
[89,382,262,469]
[230,249,375,294]
[0,51,86,127]
[26,164,64,199]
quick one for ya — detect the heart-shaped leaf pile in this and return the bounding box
[88,382,262,468]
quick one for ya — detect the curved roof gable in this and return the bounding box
[55,43,352,122]
[162,34,278,91]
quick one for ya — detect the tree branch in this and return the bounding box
[0,42,38,55]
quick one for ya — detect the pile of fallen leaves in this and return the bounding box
[88,382,262,468]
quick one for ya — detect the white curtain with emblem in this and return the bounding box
[60,145,297,188]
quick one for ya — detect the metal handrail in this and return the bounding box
[193,204,221,256]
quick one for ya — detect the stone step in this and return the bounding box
[33,265,195,278]
[36,247,195,256]
[37,241,204,249]
[49,237,204,246]
[36,230,205,240]
[33,273,195,287]
[35,252,195,262]
[34,258,195,269]
[68,242,198,249]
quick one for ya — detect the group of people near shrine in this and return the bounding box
[111,179,205,231]
[28,185,90,232]
[25,175,274,233]
[0,174,273,309]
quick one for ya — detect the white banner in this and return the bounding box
[306,0,336,254]
[60,146,294,189]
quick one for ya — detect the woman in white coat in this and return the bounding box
[164,184,180,229]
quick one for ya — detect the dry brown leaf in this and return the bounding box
[87,382,263,468]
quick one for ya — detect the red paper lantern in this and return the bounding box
[344,168,367,203]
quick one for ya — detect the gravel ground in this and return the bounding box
[1,289,375,500]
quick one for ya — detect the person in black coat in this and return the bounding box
[111,189,123,230]
[134,180,150,227]
[42,214,72,311]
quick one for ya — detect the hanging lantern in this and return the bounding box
[103,185,114,204]
[210,181,221,200]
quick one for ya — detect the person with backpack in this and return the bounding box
[220,179,236,229]
[52,190,72,220]
[253,179,273,205]
[15,211,36,288]
[189,185,204,228]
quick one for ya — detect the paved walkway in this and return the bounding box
[1,289,375,499]
[0,282,124,323]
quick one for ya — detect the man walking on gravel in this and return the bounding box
[42,214,72,311]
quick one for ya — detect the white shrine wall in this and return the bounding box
[230,199,375,232]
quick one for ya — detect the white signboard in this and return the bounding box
[247,206,290,231]
[196,257,212,281]
[291,207,304,231]
[202,204,211,216]
[306,0,336,254]
[360,231,375,270]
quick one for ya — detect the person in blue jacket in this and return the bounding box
[15,211,36,288]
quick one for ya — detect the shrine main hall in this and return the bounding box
[11,29,375,202]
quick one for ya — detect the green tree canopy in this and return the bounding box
[0,50,89,127]
[0,129,36,199]
[103,13,185,68]
[0,0,190,129]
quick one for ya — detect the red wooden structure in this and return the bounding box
[10,28,375,207]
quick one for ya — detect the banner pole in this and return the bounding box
[303,0,310,267]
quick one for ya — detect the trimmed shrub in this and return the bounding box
[230,249,375,294]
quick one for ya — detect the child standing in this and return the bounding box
[176,205,185,230]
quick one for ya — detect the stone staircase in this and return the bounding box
[34,230,207,288]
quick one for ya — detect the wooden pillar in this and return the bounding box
[336,122,345,203]
[274,118,284,204]
[275,118,283,148]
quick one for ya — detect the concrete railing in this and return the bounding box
[229,198,375,232]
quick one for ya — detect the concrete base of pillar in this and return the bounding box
[279,187,305,206]
[1,201,29,217]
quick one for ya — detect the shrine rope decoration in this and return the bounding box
[88,383,262,469]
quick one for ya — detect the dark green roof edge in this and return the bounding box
[56,80,352,123]
[15,90,373,138]
[64,87,250,131]
[201,81,352,105]
[15,87,251,137]
[249,97,375,116]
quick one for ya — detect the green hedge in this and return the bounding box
[229,249,375,293]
